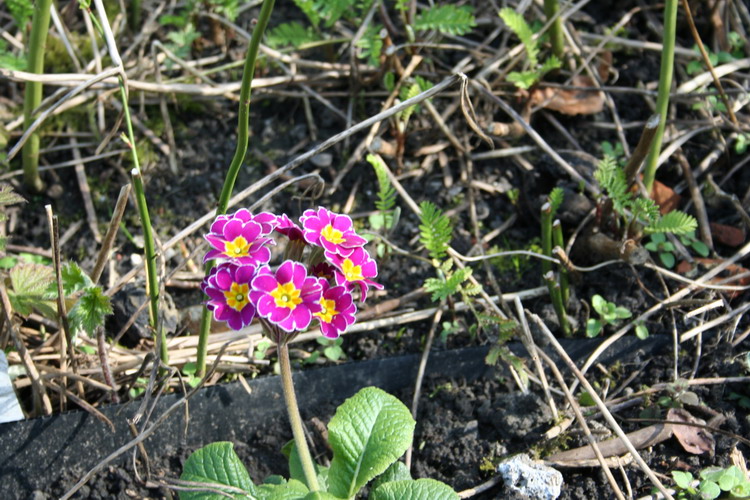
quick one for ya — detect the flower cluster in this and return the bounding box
[201,207,381,339]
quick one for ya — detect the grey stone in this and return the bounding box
[497,454,563,500]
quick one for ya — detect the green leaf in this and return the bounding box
[356,25,384,67]
[419,201,452,261]
[645,211,698,235]
[424,267,472,302]
[371,461,412,491]
[7,0,34,29]
[635,323,649,340]
[659,252,675,269]
[591,294,606,314]
[61,262,94,296]
[586,318,602,338]
[366,154,397,214]
[8,263,56,317]
[690,239,710,257]
[302,492,340,500]
[547,188,565,216]
[413,5,476,36]
[672,470,693,489]
[578,391,596,407]
[68,287,113,336]
[179,442,256,499]
[539,55,562,77]
[327,387,415,499]
[316,0,359,27]
[257,478,310,499]
[371,479,459,500]
[499,8,538,66]
[699,480,721,500]
[614,307,632,319]
[506,70,540,90]
[267,22,320,49]
[291,0,321,27]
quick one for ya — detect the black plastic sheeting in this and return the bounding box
[0,336,665,496]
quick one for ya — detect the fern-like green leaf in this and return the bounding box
[631,197,660,226]
[499,8,538,66]
[397,82,422,123]
[0,183,24,208]
[645,211,698,235]
[413,5,476,36]
[548,187,565,216]
[424,267,472,302]
[366,154,396,212]
[419,201,453,261]
[292,0,321,26]
[539,55,562,76]
[316,0,362,27]
[267,22,320,48]
[506,70,540,90]
[595,156,631,214]
[356,25,384,67]
[7,0,34,29]
[0,40,26,71]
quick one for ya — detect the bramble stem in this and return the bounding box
[278,342,320,492]
[642,0,678,192]
[196,0,277,377]
[22,0,53,192]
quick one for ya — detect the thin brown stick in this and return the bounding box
[0,284,53,415]
[537,348,626,500]
[528,312,675,500]
[92,184,131,285]
[680,0,739,127]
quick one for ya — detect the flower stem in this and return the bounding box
[22,0,53,192]
[641,0,678,192]
[196,0,276,377]
[278,342,320,492]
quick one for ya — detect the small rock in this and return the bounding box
[310,153,333,168]
[497,454,563,500]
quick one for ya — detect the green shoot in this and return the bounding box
[419,201,452,261]
[499,8,561,89]
[586,294,632,337]
[366,154,398,233]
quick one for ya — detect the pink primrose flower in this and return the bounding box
[251,261,323,332]
[325,247,383,302]
[299,207,367,255]
[201,262,258,330]
[204,209,274,266]
[314,279,357,338]
[274,213,304,241]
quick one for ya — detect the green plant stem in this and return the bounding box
[196,0,276,377]
[545,271,570,336]
[278,342,320,492]
[642,0,678,192]
[541,202,553,274]
[22,0,53,192]
[552,220,568,305]
[543,0,565,59]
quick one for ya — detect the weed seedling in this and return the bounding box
[645,233,677,268]
[671,466,750,500]
[586,294,632,337]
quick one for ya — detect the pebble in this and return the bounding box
[497,454,563,500]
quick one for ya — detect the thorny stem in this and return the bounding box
[22,0,53,192]
[278,341,320,492]
[197,0,277,377]
[642,0,678,192]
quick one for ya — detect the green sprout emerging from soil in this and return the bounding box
[586,294,633,338]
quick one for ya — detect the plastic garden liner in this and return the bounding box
[0,335,666,495]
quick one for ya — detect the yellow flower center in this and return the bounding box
[341,259,364,282]
[271,282,303,309]
[314,298,339,323]
[224,235,250,258]
[223,282,250,312]
[321,224,345,244]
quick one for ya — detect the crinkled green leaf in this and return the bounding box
[327,387,415,499]
[61,262,94,296]
[68,286,112,336]
[371,479,459,500]
[371,461,411,492]
[180,442,256,499]
[8,263,56,317]
[282,441,328,491]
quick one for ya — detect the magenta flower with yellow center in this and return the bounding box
[299,207,367,256]
[251,261,323,332]
[313,279,357,338]
[204,209,274,266]
[201,262,258,330]
[325,247,383,302]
